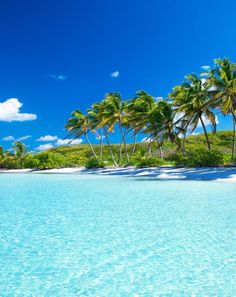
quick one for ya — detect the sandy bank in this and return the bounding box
[1,166,236,181]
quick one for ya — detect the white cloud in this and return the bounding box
[201,65,210,70]
[191,132,199,136]
[49,74,67,80]
[174,112,185,123]
[197,114,219,128]
[35,143,54,151]
[111,71,119,78]
[56,138,83,146]
[154,96,163,101]
[37,135,58,142]
[95,135,105,140]
[0,98,37,122]
[17,135,31,141]
[141,137,154,143]
[2,136,15,141]
[1,135,31,141]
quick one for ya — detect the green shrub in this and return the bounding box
[167,149,224,167]
[135,156,164,168]
[34,152,65,169]
[0,156,20,169]
[22,154,40,168]
[85,157,104,168]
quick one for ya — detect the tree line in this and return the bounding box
[65,58,236,166]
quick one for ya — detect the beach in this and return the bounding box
[1,166,236,182]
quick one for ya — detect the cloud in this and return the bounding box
[191,132,199,136]
[17,135,31,141]
[49,74,67,80]
[154,96,164,101]
[35,143,54,151]
[197,114,219,128]
[2,136,15,141]
[111,71,119,78]
[173,112,185,123]
[95,135,106,140]
[1,135,31,142]
[201,65,210,70]
[37,135,58,142]
[56,138,83,146]
[141,137,154,143]
[0,98,37,122]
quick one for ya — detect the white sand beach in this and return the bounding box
[1,166,236,182]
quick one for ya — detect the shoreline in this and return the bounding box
[1,166,236,182]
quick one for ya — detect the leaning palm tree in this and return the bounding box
[126,91,155,154]
[208,58,236,160]
[12,141,27,158]
[98,93,129,164]
[170,74,216,151]
[145,100,184,154]
[91,100,118,166]
[87,102,104,160]
[65,110,99,161]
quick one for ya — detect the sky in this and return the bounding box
[0,0,236,150]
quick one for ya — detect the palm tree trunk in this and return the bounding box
[157,141,163,159]
[232,114,236,162]
[104,129,118,166]
[132,134,137,154]
[118,123,129,164]
[148,141,152,156]
[85,133,99,161]
[123,127,129,164]
[199,115,211,151]
[118,126,124,163]
[100,128,103,160]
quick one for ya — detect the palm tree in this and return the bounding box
[12,141,27,158]
[87,103,104,160]
[208,58,236,160]
[90,100,118,166]
[126,91,155,154]
[145,100,184,153]
[170,74,216,150]
[65,109,99,161]
[98,93,129,164]
[0,146,4,157]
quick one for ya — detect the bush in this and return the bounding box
[0,156,20,169]
[135,156,164,168]
[23,154,40,168]
[85,157,104,168]
[34,152,65,169]
[167,149,224,167]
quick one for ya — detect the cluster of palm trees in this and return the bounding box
[65,58,236,165]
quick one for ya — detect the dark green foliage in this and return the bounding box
[167,149,224,167]
[33,152,65,170]
[135,156,165,168]
[0,131,234,169]
[85,157,105,168]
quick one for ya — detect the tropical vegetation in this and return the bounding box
[1,58,236,169]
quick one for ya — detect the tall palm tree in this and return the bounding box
[91,100,118,166]
[170,74,216,150]
[87,103,104,160]
[12,141,27,158]
[145,100,184,153]
[98,93,129,164]
[208,58,236,160]
[126,91,155,154]
[65,110,99,161]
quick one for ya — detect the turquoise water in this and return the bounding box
[0,174,235,296]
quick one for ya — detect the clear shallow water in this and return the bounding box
[0,174,235,296]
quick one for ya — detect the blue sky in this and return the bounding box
[0,0,236,150]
